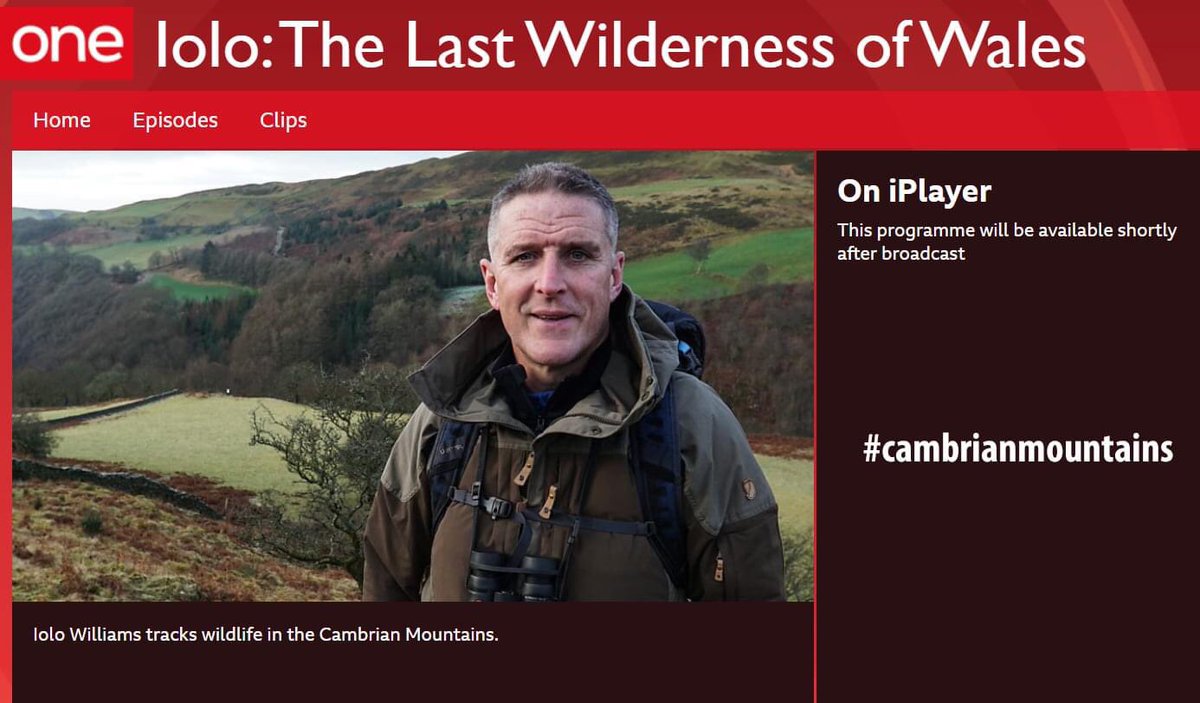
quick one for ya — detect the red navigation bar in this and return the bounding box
[11,90,1200,149]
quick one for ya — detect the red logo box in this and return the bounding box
[0,6,133,81]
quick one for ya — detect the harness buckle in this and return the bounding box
[482,496,514,520]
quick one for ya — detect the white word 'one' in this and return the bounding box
[11,24,124,63]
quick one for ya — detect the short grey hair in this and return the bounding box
[486,162,619,258]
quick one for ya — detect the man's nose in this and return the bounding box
[535,255,567,295]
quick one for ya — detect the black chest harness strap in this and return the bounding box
[447,434,646,531]
[447,433,637,599]
[432,383,689,597]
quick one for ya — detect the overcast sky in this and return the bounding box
[11,151,465,212]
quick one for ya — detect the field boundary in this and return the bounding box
[31,389,182,427]
[12,459,221,519]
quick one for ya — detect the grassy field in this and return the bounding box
[71,232,235,270]
[759,455,813,535]
[12,480,358,601]
[146,273,255,302]
[624,228,812,302]
[758,454,814,600]
[47,394,813,532]
[38,393,812,600]
[50,395,308,494]
[76,194,276,230]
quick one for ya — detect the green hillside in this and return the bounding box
[50,395,307,494]
[146,273,254,302]
[624,228,812,302]
[18,151,811,263]
[71,231,242,270]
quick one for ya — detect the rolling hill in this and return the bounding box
[14,151,812,267]
[14,207,76,221]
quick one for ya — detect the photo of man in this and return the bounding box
[363,163,786,601]
[12,151,812,603]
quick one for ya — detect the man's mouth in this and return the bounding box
[531,311,574,321]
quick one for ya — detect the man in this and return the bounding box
[362,162,784,601]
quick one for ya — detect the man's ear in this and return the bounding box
[610,251,626,301]
[480,259,500,310]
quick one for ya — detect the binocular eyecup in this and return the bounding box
[466,550,560,602]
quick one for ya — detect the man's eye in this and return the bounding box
[568,250,590,261]
[514,252,536,263]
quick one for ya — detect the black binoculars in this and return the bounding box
[466,551,560,602]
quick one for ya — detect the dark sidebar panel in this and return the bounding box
[815,152,1196,702]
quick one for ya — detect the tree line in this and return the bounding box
[691,283,813,436]
[13,248,447,408]
[14,247,811,437]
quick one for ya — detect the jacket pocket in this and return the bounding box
[712,509,786,601]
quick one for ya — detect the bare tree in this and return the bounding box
[686,239,712,274]
[248,364,415,586]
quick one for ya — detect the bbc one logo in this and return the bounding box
[0,7,133,80]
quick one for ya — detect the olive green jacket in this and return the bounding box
[362,288,785,600]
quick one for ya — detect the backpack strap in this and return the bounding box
[629,383,689,591]
[428,420,483,535]
[645,299,706,379]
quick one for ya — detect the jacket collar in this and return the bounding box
[408,286,680,438]
[489,336,612,433]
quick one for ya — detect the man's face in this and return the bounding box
[481,192,625,391]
